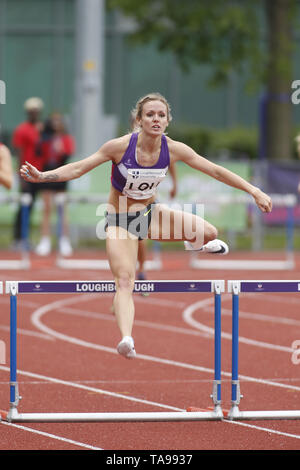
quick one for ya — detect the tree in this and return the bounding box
[108,0,299,160]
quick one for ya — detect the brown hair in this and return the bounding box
[131,92,172,131]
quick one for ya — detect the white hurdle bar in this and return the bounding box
[0,193,31,270]
[54,193,162,271]
[226,280,300,420]
[190,194,297,271]
[2,279,224,423]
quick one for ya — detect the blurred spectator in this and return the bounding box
[35,112,75,256]
[0,142,13,189]
[12,97,44,247]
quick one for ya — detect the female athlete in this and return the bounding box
[20,93,272,359]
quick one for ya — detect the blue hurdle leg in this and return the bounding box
[210,286,223,417]
[214,291,221,403]
[9,291,20,413]
[228,289,243,419]
[231,292,239,401]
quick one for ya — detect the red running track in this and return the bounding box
[0,250,300,450]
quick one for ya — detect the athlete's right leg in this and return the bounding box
[106,226,139,358]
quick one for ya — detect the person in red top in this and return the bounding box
[12,97,44,245]
[35,112,75,256]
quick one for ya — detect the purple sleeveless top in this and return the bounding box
[111,132,170,200]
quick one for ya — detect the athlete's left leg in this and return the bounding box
[148,203,228,253]
[106,226,139,358]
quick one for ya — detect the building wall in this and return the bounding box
[0,0,300,145]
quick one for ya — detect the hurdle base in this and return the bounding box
[190,258,295,271]
[187,404,223,419]
[225,406,300,421]
[56,257,162,271]
[0,258,30,270]
[2,410,223,423]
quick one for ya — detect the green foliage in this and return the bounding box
[167,124,258,159]
[108,0,264,86]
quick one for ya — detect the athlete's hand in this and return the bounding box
[252,188,272,213]
[20,161,42,183]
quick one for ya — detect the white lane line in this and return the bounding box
[0,420,103,450]
[204,306,300,327]
[57,306,210,339]
[30,296,219,376]
[183,296,296,353]
[225,419,300,441]
[0,365,182,411]
[0,325,54,341]
[1,366,300,443]
[29,294,300,393]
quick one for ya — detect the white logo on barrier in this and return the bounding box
[35,284,41,289]
[75,282,155,292]
[298,283,300,291]
[134,282,154,292]
[0,340,5,364]
[76,283,115,292]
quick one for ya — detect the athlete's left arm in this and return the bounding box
[170,140,272,213]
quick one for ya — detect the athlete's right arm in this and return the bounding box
[20,137,128,184]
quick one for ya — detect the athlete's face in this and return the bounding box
[138,100,169,135]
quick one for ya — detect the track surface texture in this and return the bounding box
[0,250,300,452]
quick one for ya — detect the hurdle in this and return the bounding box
[226,280,300,420]
[0,193,31,270]
[189,194,296,270]
[55,193,162,271]
[1,279,224,423]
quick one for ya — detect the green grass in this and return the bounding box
[0,223,298,252]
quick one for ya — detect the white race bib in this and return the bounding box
[123,168,168,199]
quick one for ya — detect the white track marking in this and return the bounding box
[58,306,210,338]
[0,297,40,308]
[29,295,300,393]
[207,306,300,327]
[0,365,182,411]
[0,420,103,450]
[183,296,296,353]
[2,292,300,445]
[1,366,300,443]
[225,419,300,440]
[0,325,54,341]
[134,296,186,308]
